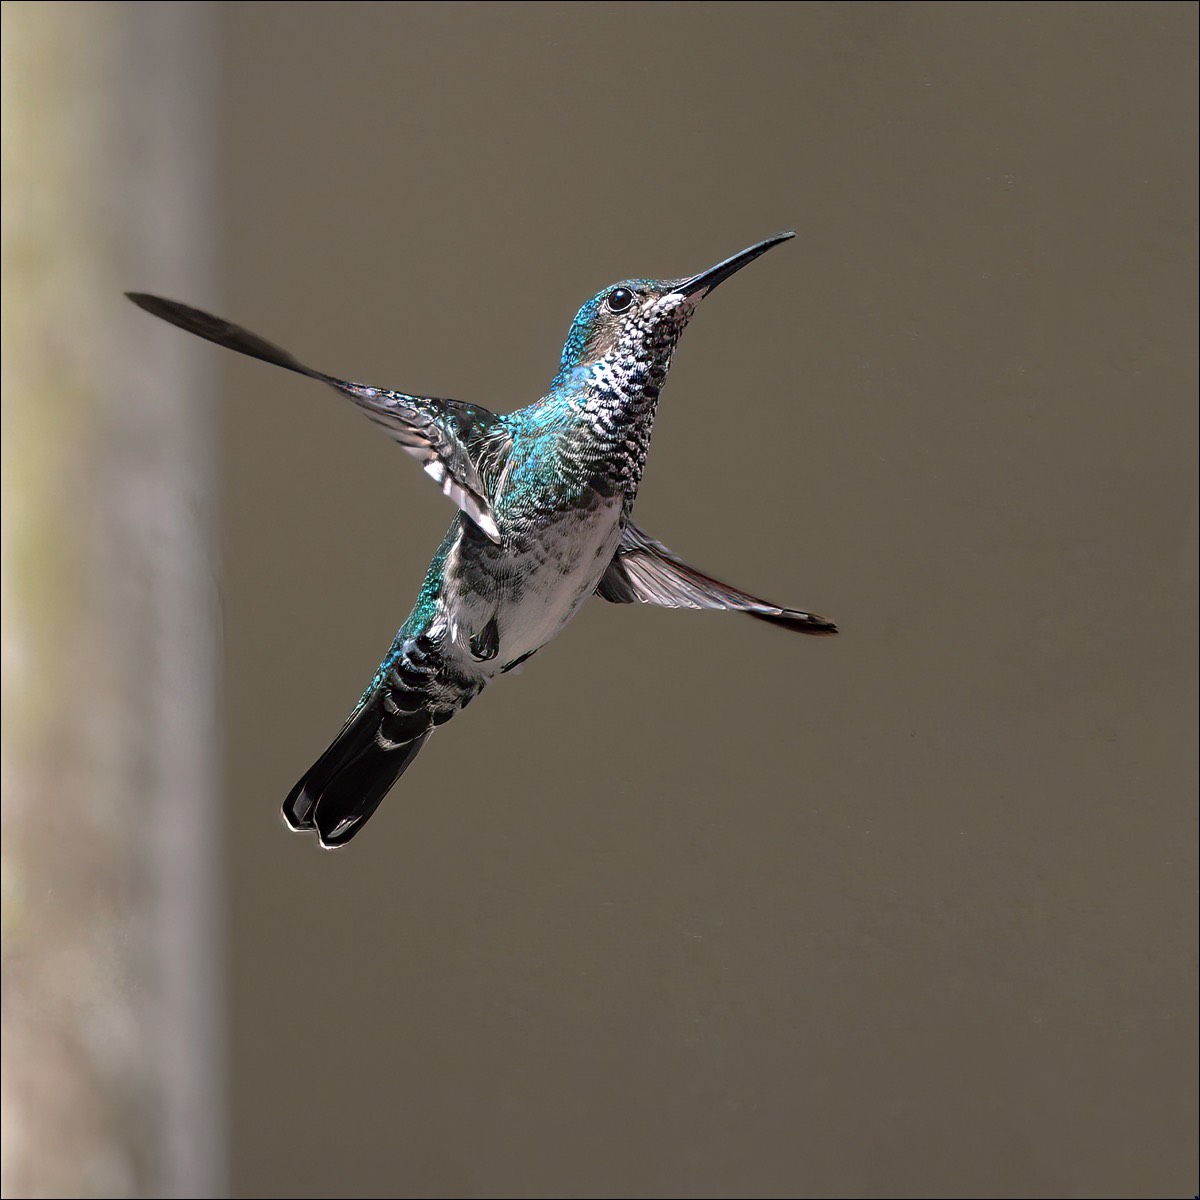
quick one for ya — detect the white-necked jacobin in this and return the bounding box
[128,233,837,848]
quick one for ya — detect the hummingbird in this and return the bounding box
[128,232,836,849]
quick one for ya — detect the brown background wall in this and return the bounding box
[195,5,1196,1196]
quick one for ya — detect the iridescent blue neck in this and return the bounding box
[552,295,603,385]
[548,362,597,395]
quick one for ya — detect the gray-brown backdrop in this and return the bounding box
[205,5,1195,1197]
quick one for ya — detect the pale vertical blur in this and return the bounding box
[1,4,222,1197]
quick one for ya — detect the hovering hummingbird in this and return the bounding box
[128,232,836,849]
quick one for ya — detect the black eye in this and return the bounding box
[606,287,634,313]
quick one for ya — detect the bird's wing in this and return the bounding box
[127,293,511,541]
[596,520,837,635]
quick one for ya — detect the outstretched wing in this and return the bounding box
[127,293,511,541]
[596,521,837,635]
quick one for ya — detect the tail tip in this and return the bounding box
[281,784,316,832]
[280,786,372,848]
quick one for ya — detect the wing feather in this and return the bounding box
[597,521,837,635]
[127,292,510,541]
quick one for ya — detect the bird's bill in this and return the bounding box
[675,231,795,299]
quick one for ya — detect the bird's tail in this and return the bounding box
[282,685,436,849]
[283,629,481,848]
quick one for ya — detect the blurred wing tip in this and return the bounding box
[126,290,167,313]
[756,609,839,635]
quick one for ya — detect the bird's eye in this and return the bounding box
[606,287,634,313]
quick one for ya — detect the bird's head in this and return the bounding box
[553,232,795,389]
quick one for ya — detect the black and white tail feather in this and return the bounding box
[281,630,478,848]
[281,691,433,849]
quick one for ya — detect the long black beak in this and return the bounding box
[675,231,795,298]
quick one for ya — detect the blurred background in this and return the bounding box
[2,3,1196,1197]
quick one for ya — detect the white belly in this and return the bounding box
[436,496,623,672]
